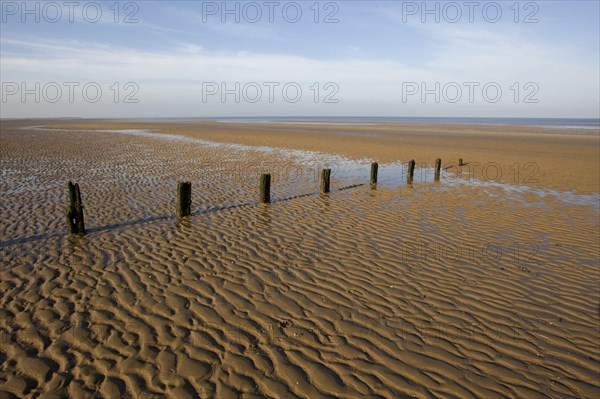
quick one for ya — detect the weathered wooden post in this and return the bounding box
[66,181,85,235]
[407,160,415,182]
[459,158,464,167]
[176,182,192,220]
[259,173,271,203]
[434,158,442,182]
[321,168,331,193]
[370,162,378,184]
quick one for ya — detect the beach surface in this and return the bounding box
[1,119,599,398]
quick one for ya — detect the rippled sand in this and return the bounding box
[1,120,599,398]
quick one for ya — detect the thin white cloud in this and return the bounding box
[158,3,290,41]
[1,30,598,118]
[179,43,204,54]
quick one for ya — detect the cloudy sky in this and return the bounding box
[1,1,598,118]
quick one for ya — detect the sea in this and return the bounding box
[166,117,600,129]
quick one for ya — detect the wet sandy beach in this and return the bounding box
[1,119,599,398]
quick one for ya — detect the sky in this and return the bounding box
[1,0,599,118]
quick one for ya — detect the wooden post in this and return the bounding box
[459,158,464,166]
[65,181,85,235]
[434,158,442,182]
[370,162,378,184]
[321,169,331,193]
[407,160,415,182]
[176,182,192,220]
[259,173,271,203]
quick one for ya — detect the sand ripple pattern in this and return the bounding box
[1,126,599,398]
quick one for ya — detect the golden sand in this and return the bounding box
[44,119,600,194]
[1,119,598,398]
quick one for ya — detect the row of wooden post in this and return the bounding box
[259,167,332,204]
[66,158,449,235]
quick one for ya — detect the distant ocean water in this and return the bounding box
[198,117,600,129]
